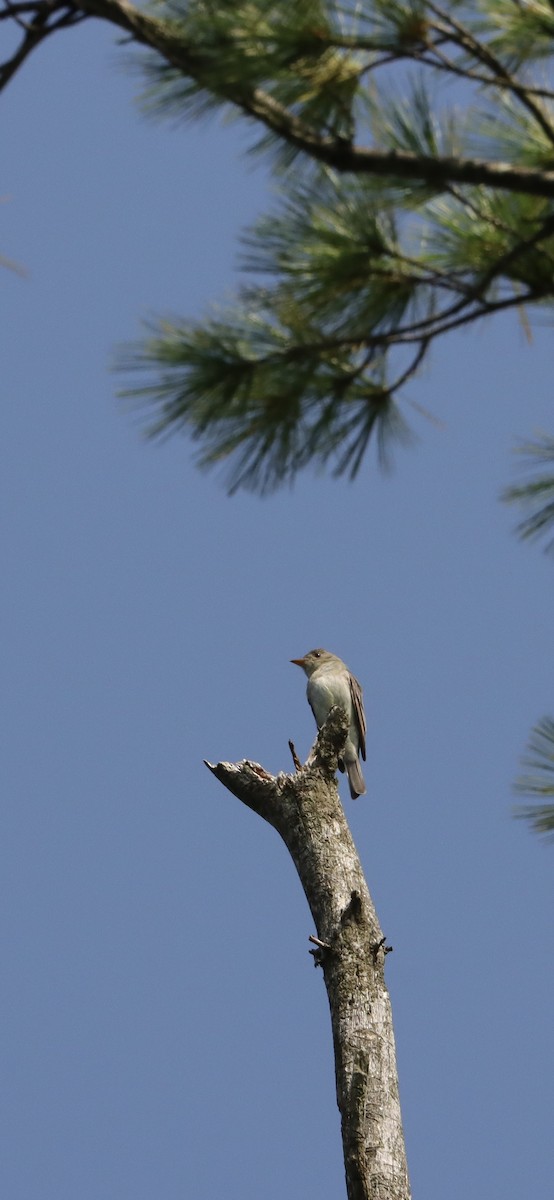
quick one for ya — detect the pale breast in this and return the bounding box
[308,672,352,728]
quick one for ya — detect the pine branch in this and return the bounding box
[118,160,554,492]
[503,435,554,552]
[425,0,554,145]
[68,0,554,197]
[0,0,87,92]
[514,716,554,841]
[4,0,554,490]
[6,0,554,197]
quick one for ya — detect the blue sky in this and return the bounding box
[2,20,553,1200]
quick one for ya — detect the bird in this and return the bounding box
[291,648,366,798]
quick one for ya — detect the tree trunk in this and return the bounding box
[206,708,411,1200]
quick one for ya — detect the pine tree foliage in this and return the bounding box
[514,716,554,840]
[114,0,554,491]
[2,0,554,494]
[504,436,554,841]
[504,434,554,552]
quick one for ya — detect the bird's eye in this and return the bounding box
[314,651,321,658]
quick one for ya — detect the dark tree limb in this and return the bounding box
[206,708,411,1200]
[69,0,554,198]
[3,0,554,199]
[0,0,87,92]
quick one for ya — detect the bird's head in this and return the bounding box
[290,648,334,678]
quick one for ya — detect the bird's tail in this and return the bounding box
[344,754,366,800]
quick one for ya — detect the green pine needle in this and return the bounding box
[503,435,554,552]
[514,716,554,840]
[115,1,554,492]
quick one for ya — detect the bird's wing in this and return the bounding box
[349,673,366,761]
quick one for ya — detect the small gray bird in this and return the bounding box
[291,648,367,798]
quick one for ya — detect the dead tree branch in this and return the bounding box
[206,707,410,1200]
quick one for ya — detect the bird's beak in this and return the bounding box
[290,658,306,667]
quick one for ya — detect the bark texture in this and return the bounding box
[206,708,410,1200]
